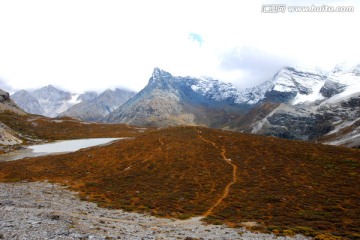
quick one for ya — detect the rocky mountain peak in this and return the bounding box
[45,84,56,89]
[77,91,98,102]
[33,85,72,101]
[0,89,10,102]
[37,84,62,94]
[149,68,174,87]
[0,88,26,115]
[263,66,328,103]
[102,88,113,94]
[152,67,172,78]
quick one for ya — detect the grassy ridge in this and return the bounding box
[0,125,359,239]
[0,111,145,142]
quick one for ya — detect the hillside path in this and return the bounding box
[196,130,238,216]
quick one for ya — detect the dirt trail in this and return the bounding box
[5,182,293,240]
[197,130,238,216]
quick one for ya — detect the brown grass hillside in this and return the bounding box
[0,126,359,239]
[0,111,148,143]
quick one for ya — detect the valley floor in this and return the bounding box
[0,182,309,240]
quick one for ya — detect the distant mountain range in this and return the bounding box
[58,89,136,122]
[11,86,136,121]
[11,85,76,117]
[9,65,360,147]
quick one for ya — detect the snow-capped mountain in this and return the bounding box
[185,67,329,105]
[106,66,360,147]
[104,68,245,127]
[12,85,79,117]
[235,65,360,106]
[226,65,360,147]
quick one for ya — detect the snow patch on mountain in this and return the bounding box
[59,88,136,122]
[11,85,76,117]
[326,119,358,136]
[148,65,359,110]
[189,66,330,106]
[68,93,81,105]
[322,71,360,105]
[327,132,360,147]
[190,77,242,102]
[292,81,325,104]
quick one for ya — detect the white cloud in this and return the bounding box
[0,0,359,92]
[218,46,298,88]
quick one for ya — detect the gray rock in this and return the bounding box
[0,200,14,206]
[11,90,44,115]
[320,79,346,98]
[0,89,10,102]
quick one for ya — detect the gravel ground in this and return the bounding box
[0,182,310,240]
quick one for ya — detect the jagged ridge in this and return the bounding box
[105,65,360,147]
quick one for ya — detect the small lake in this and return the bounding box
[0,138,121,161]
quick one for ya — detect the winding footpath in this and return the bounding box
[0,132,310,239]
[0,182,310,239]
[196,130,238,217]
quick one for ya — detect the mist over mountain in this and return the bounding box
[11,86,135,121]
[59,88,136,122]
[11,85,76,117]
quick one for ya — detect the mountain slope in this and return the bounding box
[228,66,360,147]
[0,126,359,239]
[0,121,22,146]
[11,90,44,115]
[105,66,360,147]
[0,89,26,114]
[0,89,26,145]
[12,85,78,117]
[59,88,135,121]
[104,68,246,127]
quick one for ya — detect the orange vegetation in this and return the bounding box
[0,111,148,142]
[0,122,359,239]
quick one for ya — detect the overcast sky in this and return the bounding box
[0,0,359,93]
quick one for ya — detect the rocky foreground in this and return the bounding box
[0,182,309,240]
